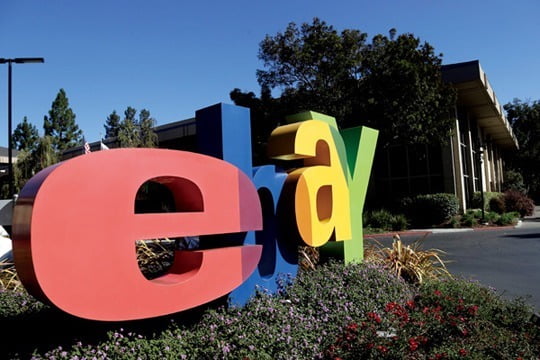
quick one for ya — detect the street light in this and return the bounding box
[0,57,44,199]
[478,145,485,223]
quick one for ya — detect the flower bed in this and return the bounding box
[1,261,539,359]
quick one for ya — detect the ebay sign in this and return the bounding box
[11,103,378,321]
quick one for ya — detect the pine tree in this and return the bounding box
[12,116,39,152]
[117,106,140,147]
[138,109,158,148]
[43,89,83,154]
[104,110,121,139]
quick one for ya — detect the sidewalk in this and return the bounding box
[366,206,540,239]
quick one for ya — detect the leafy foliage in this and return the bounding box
[402,193,459,227]
[232,18,456,162]
[3,261,539,359]
[11,116,39,152]
[504,99,540,201]
[503,169,528,194]
[503,189,535,217]
[114,106,158,148]
[363,209,408,232]
[471,191,503,212]
[353,31,456,145]
[104,110,121,139]
[43,88,83,154]
[325,279,539,359]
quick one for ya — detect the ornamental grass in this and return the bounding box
[365,234,453,284]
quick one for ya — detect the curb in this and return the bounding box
[364,222,522,238]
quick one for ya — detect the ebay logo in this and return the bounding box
[12,103,378,321]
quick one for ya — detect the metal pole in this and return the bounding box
[479,147,485,223]
[7,61,13,199]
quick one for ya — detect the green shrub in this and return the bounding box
[364,209,408,232]
[404,193,460,227]
[503,169,527,193]
[0,289,46,318]
[496,211,520,226]
[391,214,408,231]
[30,262,415,360]
[458,210,518,227]
[483,211,501,224]
[472,191,503,211]
[503,190,535,217]
[489,194,506,214]
[365,209,394,230]
[460,210,478,227]
[325,278,540,359]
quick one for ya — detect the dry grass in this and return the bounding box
[365,234,452,284]
[299,245,320,271]
[136,239,176,279]
[0,260,22,291]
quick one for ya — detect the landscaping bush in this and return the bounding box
[503,169,528,194]
[3,261,539,359]
[472,191,503,211]
[364,209,408,232]
[325,278,540,359]
[496,211,520,226]
[390,214,408,231]
[403,193,459,227]
[460,210,478,227]
[458,209,520,228]
[364,209,394,231]
[29,262,414,359]
[489,194,506,214]
[0,289,45,318]
[503,190,535,217]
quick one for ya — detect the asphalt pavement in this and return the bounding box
[366,207,540,312]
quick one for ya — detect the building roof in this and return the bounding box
[442,60,518,150]
[0,146,19,164]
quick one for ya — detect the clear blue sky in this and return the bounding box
[1,0,539,147]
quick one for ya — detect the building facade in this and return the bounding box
[370,60,518,211]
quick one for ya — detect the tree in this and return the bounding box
[138,109,158,148]
[13,135,58,194]
[104,110,121,139]
[43,89,83,154]
[353,32,456,145]
[117,106,140,147]
[12,116,39,152]
[115,106,157,148]
[257,18,367,124]
[504,99,540,200]
[232,18,456,160]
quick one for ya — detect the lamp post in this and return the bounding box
[0,57,44,199]
[478,145,485,223]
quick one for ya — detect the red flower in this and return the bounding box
[385,302,397,312]
[377,345,388,354]
[434,290,442,296]
[468,305,479,316]
[367,312,382,324]
[408,338,419,351]
[406,300,415,309]
[459,348,468,356]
